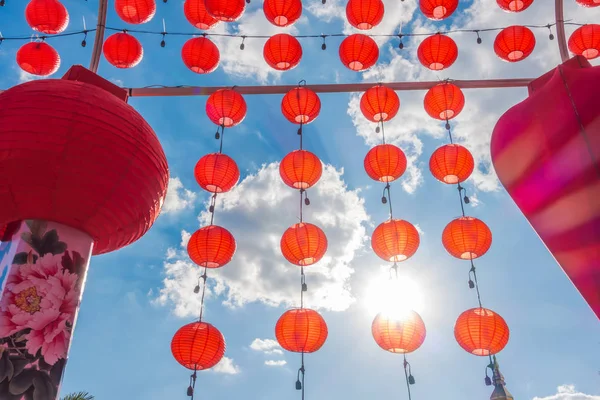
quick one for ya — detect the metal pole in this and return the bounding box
[89,0,108,73]
[555,0,569,62]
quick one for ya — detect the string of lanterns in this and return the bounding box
[170,88,247,398]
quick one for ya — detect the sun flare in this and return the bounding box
[364,272,424,320]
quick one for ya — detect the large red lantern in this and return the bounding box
[264,34,302,71]
[339,34,379,71]
[281,223,328,266]
[25,0,69,34]
[372,311,426,354]
[182,37,220,74]
[360,85,400,122]
[263,0,302,27]
[276,309,328,353]
[568,24,600,60]
[281,87,321,124]
[280,150,323,189]
[184,0,219,30]
[364,144,407,183]
[491,56,600,318]
[429,144,474,184]
[171,322,226,370]
[16,42,60,76]
[424,82,465,120]
[496,0,534,11]
[454,308,509,356]
[206,89,247,127]
[494,26,536,62]
[417,34,458,71]
[575,0,599,6]
[103,32,144,69]
[187,225,236,268]
[372,219,420,262]
[205,0,245,22]
[346,0,384,30]
[419,0,458,20]
[115,0,156,24]
[442,216,492,260]
[194,153,240,193]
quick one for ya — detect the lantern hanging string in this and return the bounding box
[403,354,413,400]
[197,267,208,322]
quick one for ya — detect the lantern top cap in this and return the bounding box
[61,65,128,102]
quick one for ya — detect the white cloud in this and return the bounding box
[162,177,197,214]
[533,385,600,400]
[250,338,284,355]
[265,360,287,367]
[17,68,45,84]
[210,357,241,375]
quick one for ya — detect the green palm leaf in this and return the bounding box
[61,392,94,400]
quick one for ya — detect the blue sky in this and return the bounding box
[0,0,599,399]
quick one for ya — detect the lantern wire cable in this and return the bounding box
[380,120,386,145]
[403,354,413,400]
[197,267,208,322]
[218,124,225,153]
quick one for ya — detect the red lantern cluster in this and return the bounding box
[424,83,465,121]
[184,0,219,30]
[264,34,303,71]
[264,0,302,27]
[205,0,246,22]
[568,24,600,60]
[418,33,458,70]
[339,34,380,71]
[16,42,61,76]
[182,37,220,74]
[115,0,156,24]
[419,0,458,20]
[494,25,536,62]
[496,0,534,12]
[346,0,384,30]
[25,0,69,34]
[103,32,144,69]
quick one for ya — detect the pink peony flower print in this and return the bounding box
[0,254,79,365]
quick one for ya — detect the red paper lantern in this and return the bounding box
[417,34,458,70]
[346,0,384,30]
[575,0,600,6]
[263,0,302,27]
[494,26,536,62]
[187,225,236,268]
[182,37,220,74]
[372,219,420,262]
[281,223,327,266]
[0,67,169,255]
[496,0,534,11]
[442,216,492,260]
[429,144,474,184]
[205,0,245,22]
[263,34,302,71]
[360,85,400,122]
[281,87,321,124]
[339,34,379,71]
[280,150,322,189]
[171,322,226,370]
[568,24,600,60]
[454,308,509,356]
[16,42,60,76]
[424,83,464,120]
[194,153,239,193]
[364,144,407,183]
[419,0,458,20]
[184,0,219,29]
[372,311,426,354]
[103,32,143,69]
[115,0,156,24]
[206,89,247,127]
[25,0,69,34]
[276,309,328,353]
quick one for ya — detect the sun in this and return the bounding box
[364,272,425,320]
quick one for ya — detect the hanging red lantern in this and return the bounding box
[281,87,321,125]
[417,34,458,70]
[184,0,219,29]
[263,0,302,27]
[281,223,327,266]
[171,322,226,370]
[280,150,322,190]
[442,216,492,260]
[360,85,400,122]
[25,0,69,34]
[419,0,458,20]
[494,26,536,62]
[424,83,465,120]
[182,37,220,74]
[187,225,236,268]
[276,309,328,353]
[194,153,240,193]
[575,0,599,6]
[263,34,303,71]
[115,0,156,24]
[206,89,247,127]
[339,34,379,72]
[496,0,534,12]
[364,144,407,183]
[568,24,600,60]
[454,308,509,356]
[429,144,474,184]
[103,32,144,69]
[372,311,426,354]
[372,219,420,262]
[16,42,60,76]
[346,0,384,30]
[204,0,245,22]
